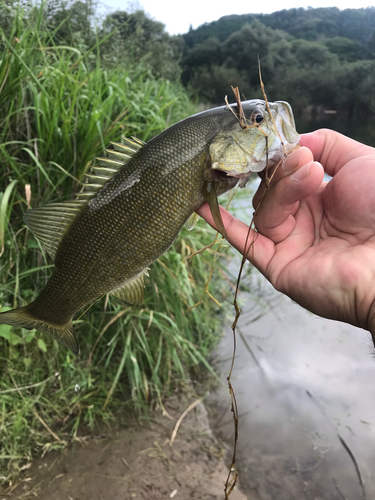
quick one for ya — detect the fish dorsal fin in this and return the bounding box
[110,273,145,305]
[24,136,145,259]
[23,201,86,260]
[76,136,145,202]
[185,212,200,231]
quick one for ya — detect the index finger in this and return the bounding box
[196,203,276,274]
[300,129,375,177]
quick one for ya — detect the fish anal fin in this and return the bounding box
[23,201,85,260]
[202,182,228,239]
[111,273,145,305]
[45,322,78,354]
[185,212,200,231]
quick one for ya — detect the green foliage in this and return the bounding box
[290,39,334,68]
[222,21,289,86]
[0,7,195,203]
[100,9,183,80]
[325,36,365,62]
[44,0,97,49]
[367,28,375,58]
[187,65,253,105]
[0,3,229,484]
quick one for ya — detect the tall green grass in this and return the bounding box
[0,6,231,483]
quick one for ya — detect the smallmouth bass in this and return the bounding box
[0,99,299,353]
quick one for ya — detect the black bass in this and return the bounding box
[0,99,299,353]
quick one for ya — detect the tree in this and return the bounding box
[102,10,182,80]
[325,37,365,62]
[291,39,335,69]
[188,65,253,105]
[181,37,222,85]
[45,0,96,49]
[222,20,289,87]
[368,28,375,58]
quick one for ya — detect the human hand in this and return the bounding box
[197,129,375,343]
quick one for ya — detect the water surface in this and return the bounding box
[209,272,375,500]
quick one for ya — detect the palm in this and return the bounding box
[269,157,375,329]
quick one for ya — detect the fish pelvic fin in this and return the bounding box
[0,306,79,354]
[202,182,228,240]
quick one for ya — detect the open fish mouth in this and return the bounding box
[226,171,254,179]
[209,165,255,191]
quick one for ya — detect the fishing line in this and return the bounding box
[223,74,294,497]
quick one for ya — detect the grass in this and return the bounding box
[0,6,235,484]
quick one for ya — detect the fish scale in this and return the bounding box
[0,99,299,353]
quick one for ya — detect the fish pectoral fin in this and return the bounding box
[185,212,200,231]
[24,201,86,260]
[111,273,145,305]
[202,182,228,240]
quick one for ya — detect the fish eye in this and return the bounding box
[251,112,264,124]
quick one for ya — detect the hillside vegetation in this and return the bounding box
[182,7,375,116]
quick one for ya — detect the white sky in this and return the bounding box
[99,0,375,35]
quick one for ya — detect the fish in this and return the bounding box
[0,99,299,354]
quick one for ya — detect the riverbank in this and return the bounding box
[5,393,247,500]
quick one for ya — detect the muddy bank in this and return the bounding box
[6,395,246,500]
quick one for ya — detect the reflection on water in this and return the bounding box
[208,272,375,500]
[296,117,375,147]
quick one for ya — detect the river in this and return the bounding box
[297,116,375,147]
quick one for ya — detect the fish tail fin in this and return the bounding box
[0,306,79,354]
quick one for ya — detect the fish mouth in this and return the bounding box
[214,168,254,181]
[224,171,253,180]
[210,167,252,190]
[210,168,229,181]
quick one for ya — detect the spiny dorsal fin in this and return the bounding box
[185,212,200,231]
[25,136,145,259]
[76,136,145,202]
[106,150,132,162]
[24,201,86,260]
[110,273,145,304]
[110,136,144,156]
[129,136,146,147]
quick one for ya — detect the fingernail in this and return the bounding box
[282,147,301,172]
[291,161,313,182]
